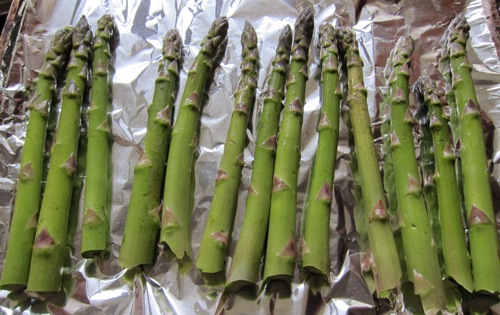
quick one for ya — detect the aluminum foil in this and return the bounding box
[1,0,499,314]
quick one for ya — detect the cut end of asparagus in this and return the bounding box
[264,277,293,298]
[224,280,258,299]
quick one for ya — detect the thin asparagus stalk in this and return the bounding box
[262,8,314,295]
[444,14,500,293]
[119,29,182,269]
[26,16,92,292]
[160,17,229,268]
[300,23,340,289]
[196,22,259,285]
[0,26,73,291]
[414,92,443,270]
[224,26,292,296]
[416,77,474,292]
[81,14,116,258]
[388,36,445,312]
[337,28,401,297]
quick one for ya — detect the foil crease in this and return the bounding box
[0,0,499,314]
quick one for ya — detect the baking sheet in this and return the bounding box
[0,0,499,314]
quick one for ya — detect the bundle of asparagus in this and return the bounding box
[0,26,73,291]
[300,23,340,289]
[337,28,402,297]
[81,14,116,258]
[262,7,314,296]
[119,29,182,269]
[196,22,259,285]
[440,14,500,293]
[225,25,292,296]
[27,16,92,292]
[159,17,229,269]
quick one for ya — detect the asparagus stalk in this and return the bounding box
[160,17,229,268]
[196,22,259,284]
[262,8,314,295]
[388,36,445,312]
[224,26,292,295]
[337,28,401,297]
[119,29,182,269]
[300,23,340,289]
[414,92,443,270]
[26,16,92,292]
[0,26,73,291]
[81,14,116,258]
[444,14,500,293]
[416,77,474,292]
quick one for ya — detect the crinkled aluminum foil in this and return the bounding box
[1,0,499,314]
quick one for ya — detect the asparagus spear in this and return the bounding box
[196,22,259,284]
[444,14,500,293]
[0,26,73,291]
[300,23,340,289]
[262,8,314,295]
[388,36,445,312]
[415,77,474,292]
[224,26,292,295]
[26,16,92,292]
[337,28,401,297]
[160,17,229,268]
[81,14,116,258]
[119,29,182,269]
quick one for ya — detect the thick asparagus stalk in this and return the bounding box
[160,17,229,268]
[388,36,445,312]
[415,77,474,292]
[119,29,182,269]
[26,16,92,292]
[196,22,259,284]
[300,23,340,289]
[81,14,116,258]
[262,8,314,295]
[444,14,500,293]
[337,28,401,297]
[224,26,292,295]
[0,26,73,291]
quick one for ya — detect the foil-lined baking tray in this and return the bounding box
[0,0,499,314]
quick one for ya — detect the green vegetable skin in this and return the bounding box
[415,77,474,292]
[225,25,292,295]
[300,23,340,289]
[196,22,259,284]
[160,17,229,268]
[81,14,116,258]
[388,36,445,312]
[262,8,314,294]
[0,26,73,291]
[26,16,92,292]
[119,29,182,269]
[338,28,401,297]
[444,14,500,293]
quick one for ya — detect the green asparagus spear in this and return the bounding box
[160,17,229,268]
[444,14,500,293]
[338,28,401,297]
[225,25,292,296]
[196,22,259,285]
[26,16,92,292]
[262,8,314,296]
[81,14,116,258]
[300,23,340,289]
[388,36,445,312]
[415,77,474,292]
[0,26,73,291]
[119,29,182,269]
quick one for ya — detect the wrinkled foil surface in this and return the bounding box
[1,0,499,314]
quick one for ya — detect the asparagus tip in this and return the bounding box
[278,25,293,53]
[163,28,182,60]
